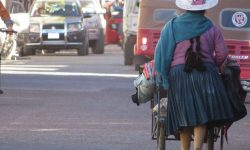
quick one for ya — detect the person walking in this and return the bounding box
[0,1,13,31]
[154,0,235,149]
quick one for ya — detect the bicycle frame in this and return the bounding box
[0,29,18,60]
[0,28,17,94]
[151,83,221,150]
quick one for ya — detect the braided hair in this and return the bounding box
[183,36,206,73]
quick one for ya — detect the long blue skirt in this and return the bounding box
[166,63,234,136]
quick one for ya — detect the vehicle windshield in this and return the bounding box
[153,9,177,23]
[31,1,81,17]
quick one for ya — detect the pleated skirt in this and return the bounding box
[166,63,235,136]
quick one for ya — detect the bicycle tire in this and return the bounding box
[1,34,16,60]
[157,121,166,150]
[151,112,157,140]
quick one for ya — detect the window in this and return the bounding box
[220,9,250,30]
[153,9,177,23]
[31,1,81,17]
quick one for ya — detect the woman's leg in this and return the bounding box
[180,127,192,150]
[193,125,207,150]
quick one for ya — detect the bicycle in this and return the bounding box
[132,61,225,150]
[0,28,18,60]
[0,28,17,94]
[151,85,222,150]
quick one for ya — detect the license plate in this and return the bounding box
[48,33,59,39]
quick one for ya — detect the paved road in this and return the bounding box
[0,45,249,150]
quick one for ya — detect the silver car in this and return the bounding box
[79,0,106,54]
[21,0,89,56]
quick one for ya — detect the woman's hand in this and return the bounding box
[6,25,14,35]
[7,25,13,32]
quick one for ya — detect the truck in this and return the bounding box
[134,0,176,70]
[123,0,139,65]
[206,0,250,91]
[134,0,250,91]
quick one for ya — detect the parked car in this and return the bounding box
[103,0,124,46]
[79,0,106,54]
[19,0,89,56]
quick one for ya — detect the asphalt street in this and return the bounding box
[0,45,249,150]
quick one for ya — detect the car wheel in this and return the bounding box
[77,38,89,56]
[20,45,35,56]
[92,30,104,54]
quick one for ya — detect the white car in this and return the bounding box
[21,0,89,56]
[79,0,106,54]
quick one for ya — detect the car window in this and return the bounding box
[153,9,177,23]
[31,1,81,17]
[80,1,96,11]
[220,9,250,30]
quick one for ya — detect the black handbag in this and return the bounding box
[221,58,247,121]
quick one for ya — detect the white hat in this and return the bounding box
[176,0,218,11]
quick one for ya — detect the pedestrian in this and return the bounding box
[0,1,13,31]
[111,0,124,12]
[154,0,235,150]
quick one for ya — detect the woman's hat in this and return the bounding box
[176,0,218,11]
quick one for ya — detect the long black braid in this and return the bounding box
[183,36,206,73]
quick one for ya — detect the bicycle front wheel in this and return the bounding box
[157,121,166,150]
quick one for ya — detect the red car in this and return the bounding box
[103,0,123,45]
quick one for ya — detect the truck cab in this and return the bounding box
[134,0,177,70]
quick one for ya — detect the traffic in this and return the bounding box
[0,1,249,150]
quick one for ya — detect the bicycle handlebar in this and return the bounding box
[0,28,17,33]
